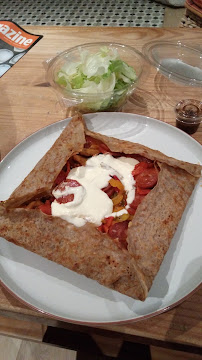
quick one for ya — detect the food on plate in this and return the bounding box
[0,114,201,301]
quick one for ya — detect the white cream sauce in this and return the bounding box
[51,154,138,227]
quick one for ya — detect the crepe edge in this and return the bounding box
[0,114,201,301]
[85,129,202,178]
[0,205,148,301]
[3,113,86,208]
[127,162,199,292]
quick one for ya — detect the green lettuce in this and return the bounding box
[55,47,137,111]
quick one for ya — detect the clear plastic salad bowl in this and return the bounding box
[46,42,146,113]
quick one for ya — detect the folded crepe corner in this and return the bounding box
[4,113,86,209]
[0,114,201,301]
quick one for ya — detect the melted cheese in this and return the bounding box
[51,154,138,227]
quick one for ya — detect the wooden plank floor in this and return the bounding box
[0,315,45,341]
[1,333,202,360]
[0,314,202,359]
[0,335,77,360]
[1,334,202,360]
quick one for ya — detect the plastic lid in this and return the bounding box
[143,41,202,87]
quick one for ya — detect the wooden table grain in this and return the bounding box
[0,27,201,353]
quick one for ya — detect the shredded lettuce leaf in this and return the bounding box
[55,47,137,111]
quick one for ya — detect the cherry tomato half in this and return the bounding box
[56,194,74,204]
[108,221,129,243]
[135,168,158,189]
[130,194,145,209]
[54,179,81,192]
[39,200,52,215]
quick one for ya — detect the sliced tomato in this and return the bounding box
[136,187,151,195]
[65,179,81,187]
[108,221,129,243]
[39,200,52,215]
[56,194,74,204]
[55,179,81,192]
[130,194,145,209]
[127,207,136,215]
[127,194,145,215]
[135,168,158,188]
[132,162,152,177]
[53,179,81,204]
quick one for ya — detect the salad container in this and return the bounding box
[46,42,146,114]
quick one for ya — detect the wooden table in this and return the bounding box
[0,27,201,358]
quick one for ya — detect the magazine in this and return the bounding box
[0,20,43,77]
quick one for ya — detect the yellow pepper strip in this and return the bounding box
[109,179,124,191]
[115,213,130,222]
[112,192,123,205]
[113,205,124,212]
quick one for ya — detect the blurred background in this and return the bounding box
[0,0,201,28]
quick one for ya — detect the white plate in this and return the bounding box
[0,113,202,325]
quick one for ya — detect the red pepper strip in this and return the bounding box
[66,160,70,176]
[54,160,71,186]
[102,216,114,233]
[102,183,112,193]
[98,217,114,234]
[54,170,67,186]
[99,143,111,154]
[39,200,52,215]
[102,176,121,198]
[97,224,104,232]
[112,175,119,180]
[102,184,119,198]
